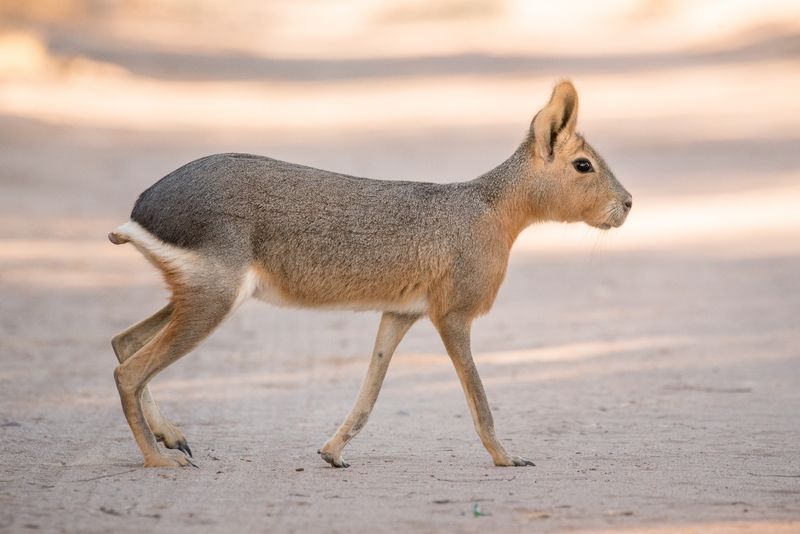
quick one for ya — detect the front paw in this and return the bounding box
[494,455,535,467]
[318,449,350,468]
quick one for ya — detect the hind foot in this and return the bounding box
[150,418,192,458]
[143,452,196,468]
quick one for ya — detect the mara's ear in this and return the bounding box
[530,81,579,161]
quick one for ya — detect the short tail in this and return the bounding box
[108,229,130,245]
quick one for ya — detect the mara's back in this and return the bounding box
[130,153,493,309]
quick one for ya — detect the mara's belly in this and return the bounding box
[234,265,430,315]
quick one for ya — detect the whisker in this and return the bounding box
[590,228,606,260]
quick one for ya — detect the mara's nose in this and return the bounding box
[623,196,633,210]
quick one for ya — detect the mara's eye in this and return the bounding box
[572,158,594,173]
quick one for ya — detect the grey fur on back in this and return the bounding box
[132,153,483,252]
[131,153,500,306]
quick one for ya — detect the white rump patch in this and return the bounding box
[112,220,204,275]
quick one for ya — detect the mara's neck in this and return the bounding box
[471,141,548,247]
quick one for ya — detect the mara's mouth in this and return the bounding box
[588,205,628,230]
[589,221,614,230]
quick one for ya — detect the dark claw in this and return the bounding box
[177,443,192,458]
[186,457,198,468]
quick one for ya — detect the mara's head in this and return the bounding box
[527,81,631,229]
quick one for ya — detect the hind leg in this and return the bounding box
[114,287,235,467]
[112,303,192,456]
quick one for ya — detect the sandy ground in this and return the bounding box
[1,113,799,533]
[1,4,800,529]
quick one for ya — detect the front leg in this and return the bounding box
[319,312,418,468]
[435,314,535,467]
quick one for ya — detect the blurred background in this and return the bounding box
[1,1,799,532]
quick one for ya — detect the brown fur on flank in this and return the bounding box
[109,81,632,468]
